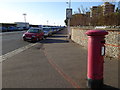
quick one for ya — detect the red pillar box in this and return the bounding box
[86,30,108,88]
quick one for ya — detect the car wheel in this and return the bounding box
[44,36,47,39]
[41,36,44,40]
[23,37,27,41]
[31,38,36,43]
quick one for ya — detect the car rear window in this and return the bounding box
[43,28,50,31]
[28,29,39,33]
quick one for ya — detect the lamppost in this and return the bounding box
[68,0,71,8]
[23,13,27,28]
[47,20,49,26]
[66,0,72,39]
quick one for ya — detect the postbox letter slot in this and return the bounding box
[101,40,105,44]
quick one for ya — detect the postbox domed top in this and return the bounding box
[86,30,108,36]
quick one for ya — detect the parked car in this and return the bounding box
[51,27,60,34]
[17,27,24,30]
[43,27,52,37]
[1,27,7,32]
[8,26,18,31]
[22,27,44,42]
[43,30,49,37]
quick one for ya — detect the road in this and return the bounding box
[2,31,30,55]
[2,29,75,88]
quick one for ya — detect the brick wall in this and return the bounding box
[71,27,120,59]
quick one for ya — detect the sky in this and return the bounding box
[0,0,119,26]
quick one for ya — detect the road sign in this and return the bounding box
[66,8,72,19]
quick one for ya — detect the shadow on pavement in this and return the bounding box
[54,30,68,35]
[88,84,120,90]
[39,38,69,44]
[102,84,119,90]
[50,35,67,38]
[55,32,67,34]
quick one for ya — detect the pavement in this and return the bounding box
[2,29,119,89]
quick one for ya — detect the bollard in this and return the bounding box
[86,30,108,88]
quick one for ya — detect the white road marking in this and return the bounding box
[0,43,38,63]
[0,31,26,36]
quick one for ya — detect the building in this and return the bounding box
[101,2,115,15]
[1,23,16,28]
[90,2,115,17]
[90,6,103,17]
[15,22,29,29]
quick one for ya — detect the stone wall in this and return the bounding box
[71,27,120,59]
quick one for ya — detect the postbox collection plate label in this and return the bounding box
[101,46,105,56]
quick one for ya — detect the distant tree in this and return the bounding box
[116,7,119,12]
[64,19,68,26]
[78,8,81,13]
[118,1,120,10]
[80,5,85,14]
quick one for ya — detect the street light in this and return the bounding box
[66,0,71,8]
[47,20,49,26]
[23,13,27,28]
[66,0,72,39]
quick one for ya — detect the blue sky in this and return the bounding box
[0,1,119,26]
